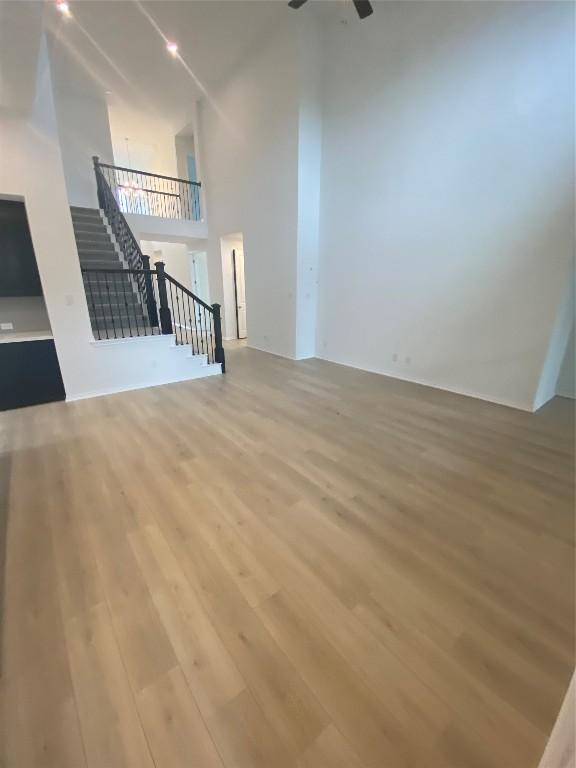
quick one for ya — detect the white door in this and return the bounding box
[190,252,210,329]
[190,252,210,302]
[233,248,247,339]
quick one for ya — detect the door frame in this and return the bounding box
[232,248,244,340]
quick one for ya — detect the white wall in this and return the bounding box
[47,32,114,208]
[295,20,322,360]
[108,102,178,177]
[0,35,218,401]
[126,213,207,243]
[140,240,192,291]
[534,282,575,408]
[200,15,326,360]
[556,325,575,399]
[175,132,195,180]
[316,1,575,410]
[200,20,301,358]
[0,296,51,335]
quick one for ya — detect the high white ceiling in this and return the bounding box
[0,0,44,113]
[45,0,294,128]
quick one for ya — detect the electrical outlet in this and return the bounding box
[392,353,398,362]
[0,322,14,331]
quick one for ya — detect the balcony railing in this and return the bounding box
[94,159,202,221]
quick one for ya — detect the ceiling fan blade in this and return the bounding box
[352,0,373,19]
[288,0,309,8]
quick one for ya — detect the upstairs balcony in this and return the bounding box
[93,157,207,241]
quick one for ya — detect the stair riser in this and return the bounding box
[71,208,102,218]
[80,262,123,271]
[75,234,111,245]
[72,217,103,229]
[90,324,154,334]
[78,249,119,258]
[83,286,141,299]
[74,224,110,237]
[89,314,144,325]
[88,301,142,311]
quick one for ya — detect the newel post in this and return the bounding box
[92,155,105,209]
[154,261,173,335]
[141,254,159,328]
[212,303,226,373]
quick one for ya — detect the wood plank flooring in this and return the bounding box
[1,344,574,767]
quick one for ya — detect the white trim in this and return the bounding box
[314,353,534,412]
[0,333,53,344]
[538,672,575,768]
[246,343,298,361]
[66,363,222,403]
[89,333,174,347]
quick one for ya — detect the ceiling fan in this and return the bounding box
[288,0,374,20]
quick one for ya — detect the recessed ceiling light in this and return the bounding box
[166,42,178,57]
[56,1,71,17]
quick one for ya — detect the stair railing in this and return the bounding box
[94,157,202,221]
[158,262,225,371]
[81,263,225,371]
[93,155,157,325]
[93,156,146,273]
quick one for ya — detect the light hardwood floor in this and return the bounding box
[0,344,574,768]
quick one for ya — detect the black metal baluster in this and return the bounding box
[190,297,197,354]
[103,272,114,338]
[116,272,125,337]
[169,280,180,342]
[119,168,124,212]
[209,313,216,364]
[204,307,210,360]
[187,295,197,354]
[132,271,143,337]
[181,287,189,346]
[99,271,109,339]
[199,302,205,353]
[184,287,190,345]
[153,272,160,334]
[202,306,210,355]
[121,268,133,338]
[85,271,100,340]
[177,286,186,344]
[167,280,176,342]
[175,287,184,345]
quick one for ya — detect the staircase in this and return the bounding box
[71,159,226,374]
[71,206,150,334]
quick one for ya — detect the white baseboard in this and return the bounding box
[246,343,298,361]
[66,363,221,403]
[314,353,534,413]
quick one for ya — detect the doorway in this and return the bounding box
[232,247,247,340]
[190,251,210,303]
[220,233,247,342]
